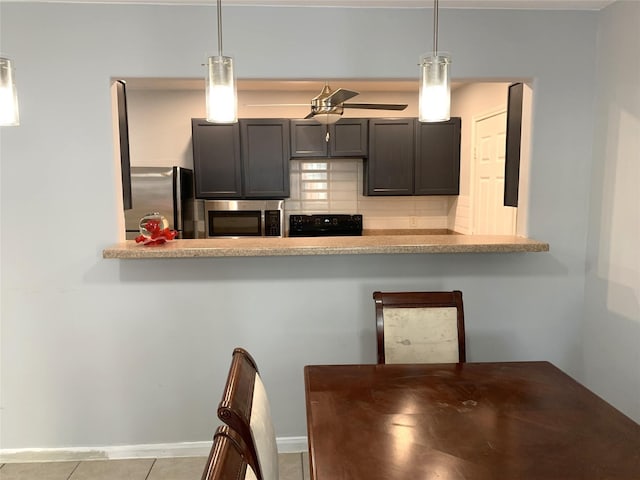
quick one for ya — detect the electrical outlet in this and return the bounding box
[409,216,418,227]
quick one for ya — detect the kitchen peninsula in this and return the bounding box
[103,233,548,259]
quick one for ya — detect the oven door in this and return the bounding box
[207,210,263,237]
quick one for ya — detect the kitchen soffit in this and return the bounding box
[4,0,616,10]
[121,78,474,92]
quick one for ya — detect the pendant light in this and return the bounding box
[419,0,450,123]
[0,57,20,126]
[206,0,237,123]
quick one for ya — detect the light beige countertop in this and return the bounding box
[363,229,459,236]
[102,234,549,259]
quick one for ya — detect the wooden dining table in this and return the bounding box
[304,361,640,480]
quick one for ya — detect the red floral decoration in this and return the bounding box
[135,219,178,246]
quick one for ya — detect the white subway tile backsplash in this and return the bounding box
[423,217,449,229]
[289,175,301,199]
[330,185,359,197]
[285,158,454,230]
[330,191,358,202]
[300,172,328,181]
[329,172,358,183]
[359,197,416,213]
[303,192,329,200]
[304,182,329,191]
[365,216,409,229]
[329,160,359,172]
[329,201,359,213]
[285,201,301,211]
[299,201,330,212]
[300,162,329,171]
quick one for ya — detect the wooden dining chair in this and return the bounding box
[373,290,466,364]
[217,347,278,480]
[201,424,257,480]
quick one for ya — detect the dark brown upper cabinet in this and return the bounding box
[290,118,368,158]
[191,118,290,199]
[365,118,415,196]
[192,119,242,199]
[365,117,461,196]
[415,118,461,195]
[240,119,290,198]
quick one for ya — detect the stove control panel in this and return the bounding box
[289,214,363,237]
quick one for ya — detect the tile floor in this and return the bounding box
[0,452,309,480]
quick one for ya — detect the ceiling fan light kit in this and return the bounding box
[313,112,344,125]
[206,0,237,123]
[419,0,451,123]
[0,57,20,126]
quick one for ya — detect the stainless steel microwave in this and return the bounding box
[204,200,284,238]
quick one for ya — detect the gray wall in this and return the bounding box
[583,0,640,422]
[0,2,631,450]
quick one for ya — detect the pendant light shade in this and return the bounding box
[206,0,237,123]
[419,0,451,123]
[206,55,237,123]
[419,53,450,122]
[0,57,20,126]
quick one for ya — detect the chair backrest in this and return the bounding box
[217,348,278,480]
[201,425,258,480]
[373,291,466,364]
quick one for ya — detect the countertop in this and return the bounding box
[102,233,549,259]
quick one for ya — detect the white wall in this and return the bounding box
[126,86,421,169]
[1,3,618,451]
[127,89,201,169]
[450,82,512,233]
[583,0,640,421]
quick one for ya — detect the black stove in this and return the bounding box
[288,214,363,237]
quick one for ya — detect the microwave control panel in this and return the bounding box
[265,210,282,237]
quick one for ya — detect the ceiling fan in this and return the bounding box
[305,83,408,124]
[248,82,408,124]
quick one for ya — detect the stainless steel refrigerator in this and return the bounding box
[124,166,195,240]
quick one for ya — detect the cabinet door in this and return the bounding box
[290,120,328,157]
[414,118,461,195]
[191,119,242,199]
[240,119,291,198]
[366,118,415,196]
[330,119,368,157]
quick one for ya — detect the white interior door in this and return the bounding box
[473,111,517,235]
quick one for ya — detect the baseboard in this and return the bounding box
[0,436,308,463]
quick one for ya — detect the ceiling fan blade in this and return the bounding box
[245,103,309,107]
[304,112,316,119]
[343,103,408,111]
[325,88,359,105]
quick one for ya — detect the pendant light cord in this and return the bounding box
[433,0,439,55]
[217,0,223,56]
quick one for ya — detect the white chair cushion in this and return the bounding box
[244,464,258,480]
[384,306,459,364]
[249,374,279,480]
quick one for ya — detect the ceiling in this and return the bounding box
[3,0,616,9]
